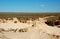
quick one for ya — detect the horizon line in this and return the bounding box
[0,12,60,13]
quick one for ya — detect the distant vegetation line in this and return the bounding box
[0,12,60,18]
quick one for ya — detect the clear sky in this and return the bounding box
[0,0,60,12]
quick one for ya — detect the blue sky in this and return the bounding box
[0,0,60,12]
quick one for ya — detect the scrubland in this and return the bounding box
[0,13,60,39]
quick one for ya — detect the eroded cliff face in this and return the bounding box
[0,17,60,39]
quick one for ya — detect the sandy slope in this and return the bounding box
[0,17,60,39]
[0,30,53,39]
[0,23,32,30]
[36,23,60,35]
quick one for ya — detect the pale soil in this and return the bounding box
[0,17,60,39]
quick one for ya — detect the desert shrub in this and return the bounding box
[0,28,5,32]
[32,24,34,27]
[9,28,17,32]
[14,21,17,23]
[19,28,28,32]
[56,35,59,38]
[45,20,54,26]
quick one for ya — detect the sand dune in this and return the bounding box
[0,17,60,39]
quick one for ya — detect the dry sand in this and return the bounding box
[0,17,60,39]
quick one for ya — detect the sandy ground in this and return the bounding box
[0,18,60,39]
[0,23,32,30]
[0,30,55,39]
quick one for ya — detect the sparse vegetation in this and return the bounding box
[0,13,60,39]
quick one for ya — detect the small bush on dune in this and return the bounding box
[0,28,5,32]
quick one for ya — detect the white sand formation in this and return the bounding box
[0,17,60,39]
[0,17,33,32]
[35,17,60,35]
